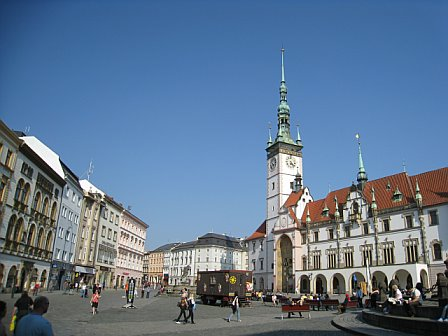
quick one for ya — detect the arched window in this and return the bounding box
[6,215,17,240]
[42,197,49,216]
[22,183,31,204]
[33,192,41,211]
[433,243,442,261]
[50,202,58,221]
[37,228,44,249]
[14,179,25,202]
[13,218,24,242]
[27,224,36,245]
[45,231,53,251]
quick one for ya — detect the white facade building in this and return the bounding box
[168,233,248,287]
[115,209,148,288]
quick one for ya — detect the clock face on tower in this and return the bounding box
[269,157,277,171]
[286,156,297,168]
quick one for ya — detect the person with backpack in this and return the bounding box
[227,291,241,322]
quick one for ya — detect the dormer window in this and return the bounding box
[392,186,402,202]
[322,204,329,217]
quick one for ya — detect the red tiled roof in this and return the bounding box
[246,221,266,241]
[299,167,448,224]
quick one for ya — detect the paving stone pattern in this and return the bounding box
[0,290,395,336]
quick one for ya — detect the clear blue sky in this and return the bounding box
[1,0,447,250]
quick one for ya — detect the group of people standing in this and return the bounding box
[0,292,54,336]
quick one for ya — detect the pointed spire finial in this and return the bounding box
[415,179,422,207]
[281,47,285,83]
[274,48,294,144]
[296,124,302,144]
[371,187,377,210]
[267,122,273,146]
[355,133,368,189]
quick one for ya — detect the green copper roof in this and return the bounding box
[274,48,295,145]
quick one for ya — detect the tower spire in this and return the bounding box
[355,133,368,190]
[274,48,294,144]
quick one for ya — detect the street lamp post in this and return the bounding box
[308,272,313,294]
[11,264,19,299]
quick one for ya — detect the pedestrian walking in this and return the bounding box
[186,294,196,324]
[11,291,33,333]
[81,284,86,298]
[145,285,151,299]
[90,290,101,315]
[356,286,363,308]
[32,282,40,296]
[175,296,188,324]
[15,296,53,336]
[227,291,241,322]
[0,300,6,336]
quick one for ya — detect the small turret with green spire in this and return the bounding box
[355,133,368,190]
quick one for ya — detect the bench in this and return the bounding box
[304,299,321,310]
[281,304,311,320]
[345,300,358,309]
[321,299,340,310]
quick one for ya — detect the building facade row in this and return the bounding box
[0,120,149,293]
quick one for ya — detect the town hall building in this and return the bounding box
[247,49,447,295]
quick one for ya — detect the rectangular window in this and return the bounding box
[260,241,263,251]
[313,254,321,269]
[383,219,390,232]
[328,229,334,240]
[344,225,350,238]
[344,251,353,267]
[252,259,256,271]
[260,258,264,270]
[314,231,319,242]
[56,248,61,259]
[382,243,395,265]
[405,215,413,229]
[363,222,369,235]
[405,239,419,263]
[5,150,13,168]
[362,248,372,266]
[65,230,70,241]
[113,231,117,242]
[101,225,106,237]
[328,252,337,269]
[429,210,439,225]
[301,233,306,244]
[252,242,256,253]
